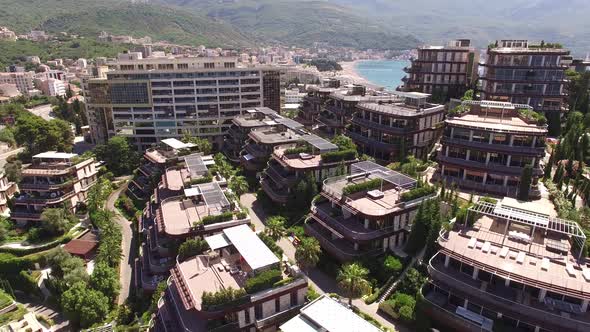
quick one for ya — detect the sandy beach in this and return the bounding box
[327,60,384,90]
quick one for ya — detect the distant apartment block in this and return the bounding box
[12,152,98,223]
[0,172,17,216]
[423,198,590,332]
[151,224,308,331]
[0,72,35,94]
[402,39,479,100]
[481,40,570,134]
[437,100,547,199]
[306,161,437,262]
[224,107,278,163]
[83,53,281,150]
[35,78,66,97]
[347,92,445,161]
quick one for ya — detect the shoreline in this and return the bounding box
[327,60,384,90]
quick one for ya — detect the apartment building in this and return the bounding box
[11,152,98,224]
[35,78,66,97]
[297,85,336,127]
[481,40,570,134]
[83,53,281,150]
[402,39,479,100]
[438,100,547,199]
[261,135,357,204]
[347,92,445,161]
[306,161,437,262]
[224,107,278,163]
[423,198,590,332]
[0,71,35,94]
[0,172,17,216]
[151,224,308,331]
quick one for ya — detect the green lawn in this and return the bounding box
[0,290,13,309]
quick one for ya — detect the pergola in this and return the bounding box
[467,201,587,259]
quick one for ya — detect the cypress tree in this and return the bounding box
[518,165,533,201]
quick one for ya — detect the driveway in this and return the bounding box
[106,182,137,305]
[240,193,409,332]
[26,104,55,121]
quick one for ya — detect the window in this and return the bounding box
[254,304,262,319]
[224,62,236,68]
[290,291,297,307]
[275,298,280,313]
[204,62,215,69]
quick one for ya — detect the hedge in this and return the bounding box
[342,178,382,196]
[258,233,284,258]
[189,175,213,186]
[201,287,249,311]
[400,185,436,202]
[518,108,547,125]
[244,269,282,294]
[201,212,234,225]
[320,149,357,163]
[0,234,73,256]
[285,145,311,155]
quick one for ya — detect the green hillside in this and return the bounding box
[0,1,254,48]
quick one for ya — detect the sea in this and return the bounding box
[355,60,410,91]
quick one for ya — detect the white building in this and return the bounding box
[77,58,87,68]
[36,78,66,97]
[0,72,35,94]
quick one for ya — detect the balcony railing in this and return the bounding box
[265,164,297,187]
[441,137,546,156]
[351,117,412,135]
[437,154,542,177]
[428,254,590,331]
[260,179,289,203]
[345,131,398,152]
[304,222,381,261]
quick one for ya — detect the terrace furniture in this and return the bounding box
[546,239,569,255]
[508,231,531,243]
[229,266,240,275]
[482,242,491,253]
[499,247,509,258]
[541,258,550,271]
[468,238,477,249]
[566,263,576,277]
[516,252,526,264]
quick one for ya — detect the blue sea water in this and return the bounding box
[355,60,410,91]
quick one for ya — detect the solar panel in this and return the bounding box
[351,161,417,189]
[276,117,304,130]
[198,182,230,210]
[302,135,338,153]
[184,153,208,178]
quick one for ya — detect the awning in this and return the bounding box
[184,187,201,197]
[205,233,231,250]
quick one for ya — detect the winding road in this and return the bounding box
[106,182,137,305]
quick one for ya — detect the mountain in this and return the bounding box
[155,0,421,49]
[0,0,254,48]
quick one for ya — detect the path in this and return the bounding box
[26,104,55,121]
[106,182,137,305]
[0,147,23,168]
[0,223,83,249]
[16,292,70,331]
[240,193,409,332]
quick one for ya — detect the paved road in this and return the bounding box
[0,147,23,168]
[106,182,137,305]
[26,104,55,121]
[240,193,409,332]
[17,293,71,331]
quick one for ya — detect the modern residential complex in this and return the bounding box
[35,78,66,97]
[0,71,35,94]
[261,135,357,204]
[437,100,547,199]
[423,198,590,332]
[11,152,98,224]
[0,172,17,216]
[402,39,479,100]
[138,143,250,290]
[224,107,279,163]
[83,53,281,150]
[481,40,570,133]
[280,294,382,332]
[347,92,445,161]
[152,224,308,331]
[306,161,437,262]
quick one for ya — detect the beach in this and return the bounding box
[333,60,384,90]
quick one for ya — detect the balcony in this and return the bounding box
[245,143,269,159]
[346,131,398,153]
[304,221,381,262]
[13,191,76,205]
[18,179,74,191]
[311,203,402,242]
[260,178,289,204]
[317,115,343,128]
[437,154,543,177]
[441,137,545,157]
[352,117,412,135]
[265,164,298,187]
[428,254,590,332]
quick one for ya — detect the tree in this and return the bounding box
[424,215,443,261]
[4,158,21,183]
[518,165,533,201]
[93,136,140,176]
[337,262,372,306]
[295,237,321,270]
[87,179,113,214]
[90,262,120,300]
[229,175,249,197]
[331,135,356,151]
[397,268,426,296]
[383,255,403,277]
[48,248,89,291]
[13,114,74,155]
[405,203,430,255]
[553,164,564,186]
[544,153,554,179]
[182,132,212,155]
[178,238,209,260]
[40,208,75,236]
[265,216,287,241]
[61,282,110,328]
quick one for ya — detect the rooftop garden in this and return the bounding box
[284,144,312,155]
[400,185,436,202]
[342,178,382,196]
[320,149,357,163]
[201,287,249,311]
[193,210,248,228]
[517,108,547,125]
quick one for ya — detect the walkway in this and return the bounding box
[106,182,137,305]
[240,193,409,332]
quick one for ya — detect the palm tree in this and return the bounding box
[337,262,372,306]
[229,175,249,197]
[265,216,286,241]
[295,237,321,271]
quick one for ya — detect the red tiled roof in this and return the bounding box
[64,239,98,257]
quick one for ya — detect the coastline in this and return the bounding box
[333,60,384,90]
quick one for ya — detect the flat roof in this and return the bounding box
[302,135,338,153]
[222,225,279,271]
[446,114,548,134]
[33,151,77,159]
[357,102,443,117]
[184,153,208,178]
[162,138,195,150]
[280,295,382,332]
[205,233,231,251]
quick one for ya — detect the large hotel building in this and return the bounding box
[83,52,280,151]
[402,39,479,100]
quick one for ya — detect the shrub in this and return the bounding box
[398,305,414,323]
[306,286,320,301]
[258,233,284,258]
[285,145,311,155]
[364,288,380,304]
[244,269,282,294]
[518,108,547,125]
[201,287,249,311]
[178,239,209,260]
[200,212,234,225]
[479,196,498,204]
[189,175,213,185]
[235,211,248,220]
[342,178,382,195]
[400,185,436,202]
[383,256,403,276]
[320,149,357,163]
